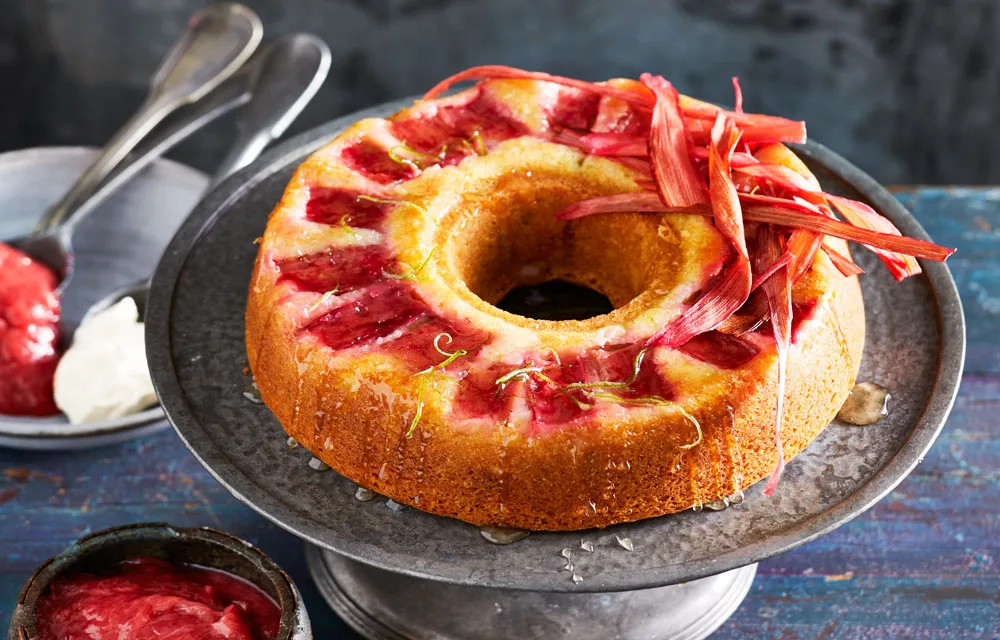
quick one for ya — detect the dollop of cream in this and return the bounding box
[54,297,157,424]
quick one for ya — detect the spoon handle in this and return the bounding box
[81,34,330,323]
[35,2,262,234]
[65,73,253,226]
[209,34,331,188]
[61,34,330,231]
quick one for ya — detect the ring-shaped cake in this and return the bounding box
[247,69,951,530]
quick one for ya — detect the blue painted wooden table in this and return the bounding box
[1,188,997,638]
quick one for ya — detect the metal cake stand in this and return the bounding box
[145,100,965,639]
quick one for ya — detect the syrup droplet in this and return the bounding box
[837,382,890,425]
[704,497,730,511]
[572,573,583,584]
[385,499,407,512]
[580,540,595,552]
[479,526,530,545]
[560,547,574,571]
[615,536,634,552]
[354,486,377,502]
[242,381,263,404]
[691,503,703,513]
[286,437,299,449]
[700,488,746,512]
[308,457,330,472]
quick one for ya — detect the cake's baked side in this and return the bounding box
[250,253,862,530]
[246,76,871,530]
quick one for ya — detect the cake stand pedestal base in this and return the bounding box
[306,545,756,640]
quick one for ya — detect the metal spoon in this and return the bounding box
[60,63,255,229]
[5,2,262,290]
[84,33,332,321]
[58,33,331,228]
[209,33,332,188]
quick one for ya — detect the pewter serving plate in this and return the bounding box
[147,99,964,593]
[0,148,207,450]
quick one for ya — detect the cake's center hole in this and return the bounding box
[496,280,614,321]
[439,168,677,321]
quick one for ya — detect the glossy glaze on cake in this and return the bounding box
[246,71,949,530]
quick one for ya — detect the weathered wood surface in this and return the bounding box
[1,188,997,638]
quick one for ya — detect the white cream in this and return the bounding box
[54,297,157,425]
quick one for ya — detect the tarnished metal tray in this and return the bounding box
[146,99,964,593]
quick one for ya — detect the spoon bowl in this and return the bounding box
[5,231,72,286]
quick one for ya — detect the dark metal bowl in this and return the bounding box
[8,522,311,640]
[145,98,965,593]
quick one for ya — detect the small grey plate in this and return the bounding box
[0,147,207,449]
[147,100,965,593]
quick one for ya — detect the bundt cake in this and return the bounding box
[246,66,954,531]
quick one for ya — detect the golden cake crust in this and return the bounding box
[246,79,866,531]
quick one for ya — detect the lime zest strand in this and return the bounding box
[411,246,437,276]
[382,246,437,281]
[356,194,428,216]
[405,377,429,438]
[531,371,559,387]
[408,334,472,436]
[431,350,466,370]
[471,130,487,156]
[564,349,648,391]
[495,366,545,387]
[584,390,670,406]
[389,131,484,171]
[494,364,560,404]
[389,144,442,161]
[583,390,702,448]
[416,333,469,374]
[540,346,562,365]
[389,153,419,171]
[306,286,340,315]
[452,130,487,157]
[432,333,468,368]
[557,388,593,409]
[389,132,484,173]
[432,332,454,355]
[488,349,701,449]
[676,407,702,449]
[339,214,360,238]
[388,144,448,171]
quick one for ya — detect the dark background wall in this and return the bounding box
[1,0,997,185]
